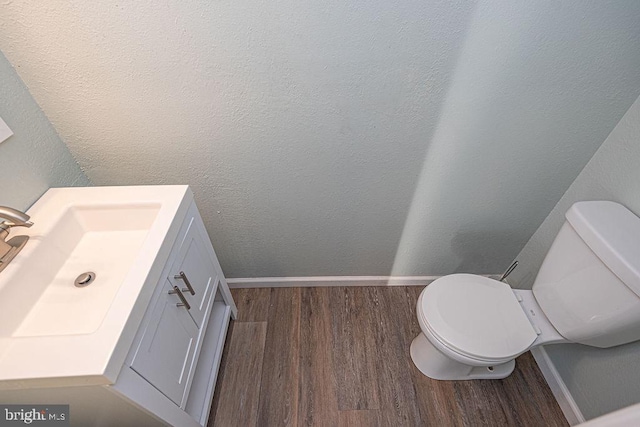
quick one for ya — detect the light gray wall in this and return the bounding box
[0,52,89,210]
[510,95,640,420]
[2,2,640,278]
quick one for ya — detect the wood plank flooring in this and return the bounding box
[210,287,568,427]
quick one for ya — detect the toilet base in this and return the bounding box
[410,333,515,380]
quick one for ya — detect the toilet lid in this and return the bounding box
[419,274,538,361]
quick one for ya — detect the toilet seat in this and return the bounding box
[418,274,538,363]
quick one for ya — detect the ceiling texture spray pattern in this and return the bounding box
[1,1,640,277]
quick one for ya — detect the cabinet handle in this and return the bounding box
[168,285,191,310]
[174,271,196,295]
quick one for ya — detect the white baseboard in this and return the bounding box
[226,274,503,289]
[226,275,440,288]
[530,346,585,425]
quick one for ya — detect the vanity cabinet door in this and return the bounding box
[130,279,199,407]
[168,218,217,328]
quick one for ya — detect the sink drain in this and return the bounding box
[75,271,96,287]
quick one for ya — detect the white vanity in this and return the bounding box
[0,186,236,426]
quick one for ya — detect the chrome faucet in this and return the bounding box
[0,206,33,273]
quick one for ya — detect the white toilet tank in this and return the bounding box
[532,201,640,348]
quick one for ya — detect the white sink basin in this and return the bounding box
[1,203,160,338]
[0,185,192,387]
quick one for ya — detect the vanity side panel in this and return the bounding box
[111,368,202,427]
[0,385,165,426]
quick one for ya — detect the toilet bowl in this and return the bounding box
[411,201,640,380]
[410,274,564,380]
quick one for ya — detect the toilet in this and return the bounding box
[410,201,640,380]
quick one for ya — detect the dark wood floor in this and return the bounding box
[209,287,568,427]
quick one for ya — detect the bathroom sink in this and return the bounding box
[0,185,193,387]
[0,203,160,338]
